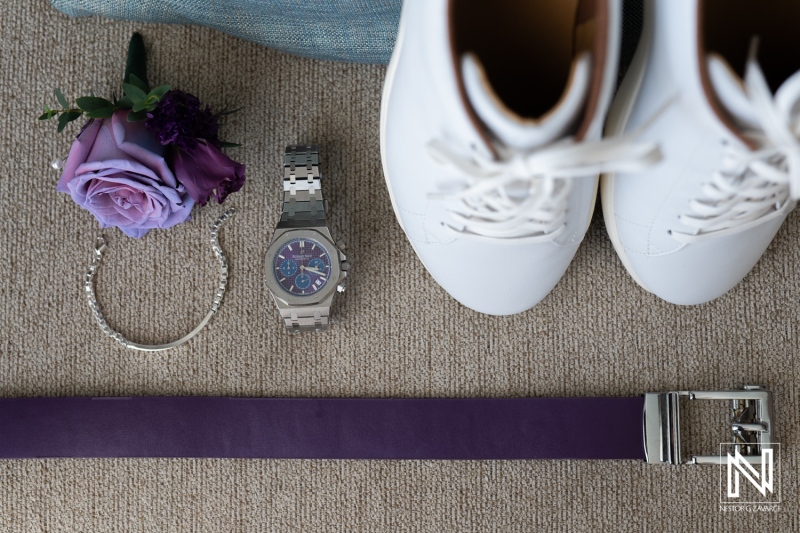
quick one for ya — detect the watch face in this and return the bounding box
[272,238,332,296]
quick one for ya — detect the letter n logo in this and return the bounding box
[727,449,774,498]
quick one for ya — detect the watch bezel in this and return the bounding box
[265,228,342,306]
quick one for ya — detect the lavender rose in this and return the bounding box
[170,140,246,206]
[57,110,194,238]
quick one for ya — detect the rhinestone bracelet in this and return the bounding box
[84,208,236,351]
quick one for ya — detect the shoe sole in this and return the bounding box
[600,0,655,292]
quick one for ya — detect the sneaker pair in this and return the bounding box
[380,0,800,314]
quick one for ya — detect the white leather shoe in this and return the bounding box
[602,0,800,305]
[381,0,657,315]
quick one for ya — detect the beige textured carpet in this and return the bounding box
[1,1,797,531]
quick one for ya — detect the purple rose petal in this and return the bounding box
[57,110,194,238]
[170,140,245,207]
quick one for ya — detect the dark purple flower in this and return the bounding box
[146,89,220,150]
[170,140,245,206]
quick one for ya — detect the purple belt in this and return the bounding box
[0,388,773,464]
[0,396,645,460]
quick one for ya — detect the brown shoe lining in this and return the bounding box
[698,0,800,144]
[448,0,609,143]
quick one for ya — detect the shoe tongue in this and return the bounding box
[462,52,592,150]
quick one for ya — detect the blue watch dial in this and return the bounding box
[294,273,312,290]
[279,259,298,277]
[272,237,332,296]
[308,258,326,273]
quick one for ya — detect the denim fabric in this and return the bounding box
[51,0,401,64]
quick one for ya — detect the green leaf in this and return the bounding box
[127,109,148,122]
[85,107,115,119]
[76,96,114,112]
[124,33,149,90]
[131,101,149,113]
[122,82,147,103]
[128,73,149,93]
[57,113,70,132]
[116,96,133,109]
[219,141,242,148]
[56,110,84,132]
[41,108,58,119]
[148,84,171,100]
[54,88,68,109]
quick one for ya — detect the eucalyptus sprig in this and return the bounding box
[38,88,86,133]
[39,77,172,132]
[39,32,170,131]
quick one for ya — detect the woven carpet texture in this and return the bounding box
[1,1,797,531]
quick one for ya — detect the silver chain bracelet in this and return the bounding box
[84,207,236,351]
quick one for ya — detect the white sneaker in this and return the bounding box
[602,0,800,305]
[380,0,658,315]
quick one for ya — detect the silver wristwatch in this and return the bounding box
[264,145,348,333]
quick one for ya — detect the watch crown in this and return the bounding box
[341,261,350,272]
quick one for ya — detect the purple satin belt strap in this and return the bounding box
[0,397,646,460]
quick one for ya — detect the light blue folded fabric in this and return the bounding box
[51,0,401,63]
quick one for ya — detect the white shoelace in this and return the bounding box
[426,135,661,243]
[672,51,800,244]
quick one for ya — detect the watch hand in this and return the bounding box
[304,266,324,276]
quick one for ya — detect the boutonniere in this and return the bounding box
[42,33,245,238]
[42,33,244,351]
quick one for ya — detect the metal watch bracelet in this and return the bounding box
[281,144,326,228]
[274,145,343,333]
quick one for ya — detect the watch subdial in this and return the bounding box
[294,273,312,290]
[279,259,298,277]
[307,258,328,275]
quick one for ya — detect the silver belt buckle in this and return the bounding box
[643,385,774,465]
